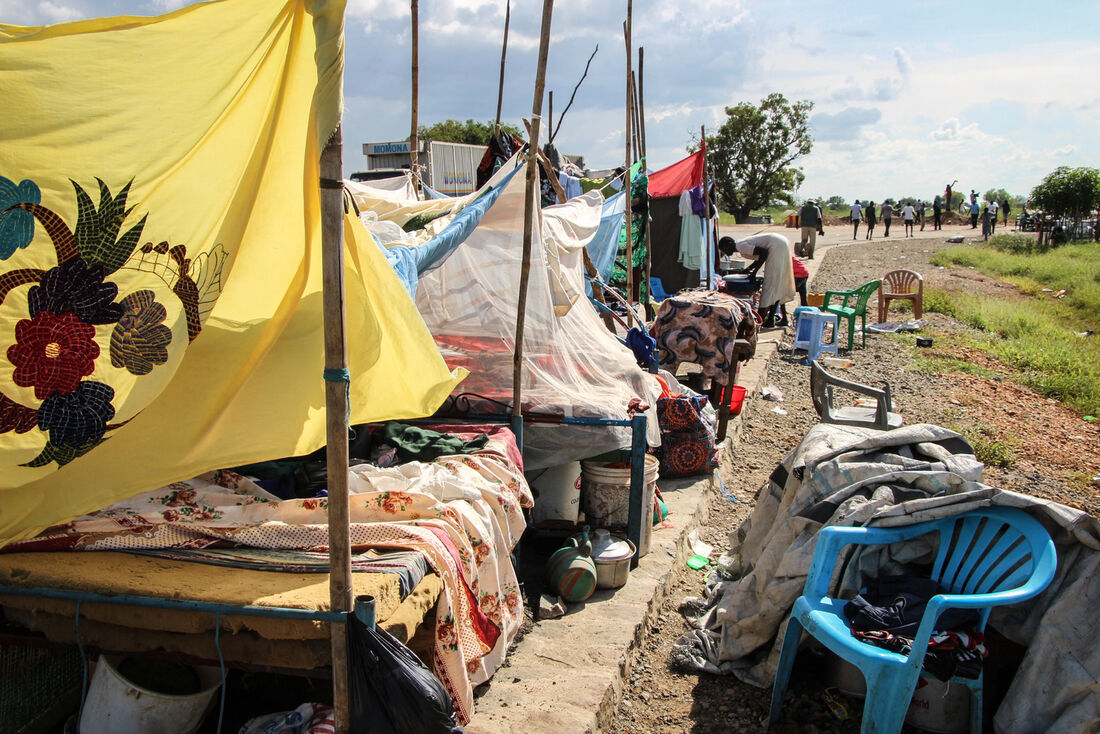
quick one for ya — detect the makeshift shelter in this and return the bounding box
[645,149,715,293]
[352,159,664,471]
[0,0,537,726]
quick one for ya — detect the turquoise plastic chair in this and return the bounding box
[768,507,1056,734]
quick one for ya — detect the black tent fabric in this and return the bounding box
[649,195,700,294]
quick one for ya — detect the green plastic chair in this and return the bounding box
[822,280,881,350]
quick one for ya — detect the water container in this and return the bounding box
[580,455,660,557]
[527,461,582,526]
[79,655,221,734]
[546,529,597,603]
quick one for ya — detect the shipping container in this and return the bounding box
[361,140,486,196]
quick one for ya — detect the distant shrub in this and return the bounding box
[987,234,1052,255]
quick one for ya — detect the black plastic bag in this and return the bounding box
[348,615,464,734]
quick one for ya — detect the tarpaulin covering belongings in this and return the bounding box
[350,160,664,471]
[0,0,464,547]
[671,423,1100,733]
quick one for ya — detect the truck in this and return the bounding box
[359,139,486,196]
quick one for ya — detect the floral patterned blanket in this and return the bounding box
[7,430,532,724]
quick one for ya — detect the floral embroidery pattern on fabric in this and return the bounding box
[0,174,225,468]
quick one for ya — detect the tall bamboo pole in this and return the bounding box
[410,0,420,194]
[623,4,633,317]
[494,0,510,130]
[548,90,554,142]
[320,126,352,734]
[639,47,653,321]
[629,73,642,163]
[512,0,555,426]
[700,124,713,288]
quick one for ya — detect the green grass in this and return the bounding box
[957,424,1018,468]
[918,281,1100,414]
[929,240,1100,326]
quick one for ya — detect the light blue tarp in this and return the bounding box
[584,190,625,296]
[379,163,523,297]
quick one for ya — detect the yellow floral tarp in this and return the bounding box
[0,0,463,546]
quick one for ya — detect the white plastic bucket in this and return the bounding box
[580,455,660,557]
[79,656,222,734]
[528,461,582,525]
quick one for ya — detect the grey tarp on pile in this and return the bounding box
[671,423,1100,733]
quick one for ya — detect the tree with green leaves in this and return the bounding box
[705,93,814,222]
[823,195,847,210]
[1029,166,1100,241]
[413,119,524,146]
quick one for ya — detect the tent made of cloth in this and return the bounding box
[0,0,464,548]
[413,166,663,470]
[643,150,718,293]
[672,422,1100,733]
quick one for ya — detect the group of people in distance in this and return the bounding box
[848,198,937,240]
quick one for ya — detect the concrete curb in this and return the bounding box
[465,338,784,734]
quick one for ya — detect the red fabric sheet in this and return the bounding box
[648,149,705,198]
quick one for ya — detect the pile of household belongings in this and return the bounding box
[670,423,1100,732]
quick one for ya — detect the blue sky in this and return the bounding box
[6,0,1099,203]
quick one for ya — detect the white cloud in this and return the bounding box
[37,1,81,20]
[1053,145,1078,156]
[811,107,881,142]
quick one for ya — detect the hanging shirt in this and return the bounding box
[558,171,583,201]
[678,189,704,270]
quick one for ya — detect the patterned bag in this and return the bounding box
[655,395,717,478]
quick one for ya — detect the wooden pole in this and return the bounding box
[629,73,642,163]
[700,124,713,289]
[512,0,555,423]
[548,90,554,143]
[639,47,653,319]
[495,0,510,130]
[623,5,633,318]
[410,0,420,195]
[320,125,352,734]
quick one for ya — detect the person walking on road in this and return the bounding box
[969,199,980,228]
[798,199,820,258]
[988,200,999,234]
[864,201,877,239]
[850,200,862,240]
[881,201,894,237]
[1002,198,1011,227]
[917,200,926,230]
[932,195,943,230]
[902,202,916,237]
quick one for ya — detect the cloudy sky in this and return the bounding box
[6,0,1099,203]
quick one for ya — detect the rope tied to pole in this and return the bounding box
[323,367,352,428]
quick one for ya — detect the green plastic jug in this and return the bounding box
[546,527,597,603]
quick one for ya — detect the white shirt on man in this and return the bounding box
[850,203,862,221]
[902,205,915,221]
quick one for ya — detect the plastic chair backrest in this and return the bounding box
[931,509,1049,597]
[851,280,881,312]
[649,277,670,300]
[882,269,923,297]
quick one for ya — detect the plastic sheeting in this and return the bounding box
[586,191,626,291]
[414,169,662,470]
[648,149,705,198]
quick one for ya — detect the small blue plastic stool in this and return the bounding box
[792,306,819,332]
[792,311,839,362]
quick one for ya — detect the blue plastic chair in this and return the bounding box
[649,276,672,301]
[768,507,1057,734]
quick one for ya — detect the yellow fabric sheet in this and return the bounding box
[0,0,463,546]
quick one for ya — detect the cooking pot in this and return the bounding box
[590,528,636,589]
